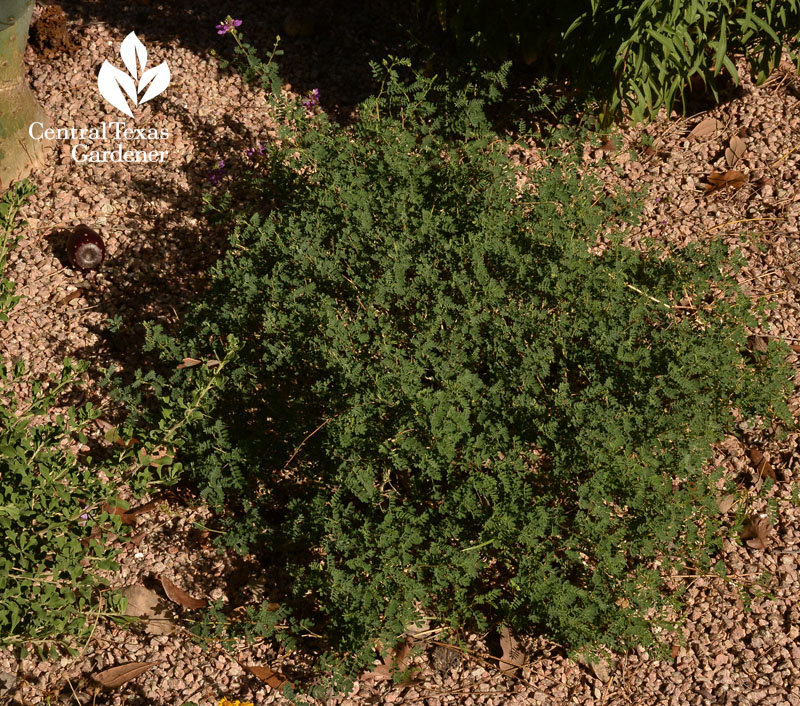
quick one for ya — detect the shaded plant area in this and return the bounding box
[419,0,800,126]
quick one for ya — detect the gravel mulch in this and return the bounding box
[2,2,800,705]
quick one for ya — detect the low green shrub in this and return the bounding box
[423,0,800,126]
[0,182,124,655]
[130,26,793,693]
[0,182,196,656]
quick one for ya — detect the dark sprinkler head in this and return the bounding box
[66,224,105,270]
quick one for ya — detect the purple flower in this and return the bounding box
[302,88,320,110]
[216,18,242,35]
[245,142,266,157]
[208,160,226,184]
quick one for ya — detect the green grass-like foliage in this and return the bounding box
[137,34,792,688]
[426,0,800,126]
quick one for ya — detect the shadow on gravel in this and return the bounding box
[60,0,420,119]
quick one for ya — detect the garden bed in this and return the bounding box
[2,2,800,705]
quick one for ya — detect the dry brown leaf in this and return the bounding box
[689,117,722,140]
[121,585,176,635]
[725,134,747,166]
[747,448,777,481]
[499,626,525,675]
[159,575,208,610]
[177,357,202,369]
[590,658,611,683]
[748,335,769,353]
[206,359,221,368]
[128,532,146,547]
[242,663,290,690]
[791,344,800,354]
[704,169,747,193]
[137,445,174,468]
[101,501,136,526]
[716,494,737,514]
[97,420,138,449]
[371,640,413,680]
[600,136,617,152]
[670,644,680,659]
[575,651,612,683]
[741,513,772,549]
[95,418,115,434]
[92,662,157,688]
[126,498,161,517]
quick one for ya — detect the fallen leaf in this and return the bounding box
[95,418,115,434]
[371,640,412,680]
[791,344,800,354]
[159,575,208,610]
[137,445,174,468]
[97,420,138,448]
[785,271,798,287]
[120,585,176,635]
[670,644,680,659]
[127,499,161,517]
[747,448,777,481]
[689,117,722,140]
[128,532,146,547]
[748,335,769,353]
[101,500,136,526]
[600,136,617,152]
[741,513,772,549]
[58,290,84,306]
[716,494,737,514]
[575,651,612,683]
[92,662,157,688]
[704,170,747,193]
[177,357,202,369]
[206,359,221,368]
[725,134,747,167]
[241,663,290,690]
[499,626,525,675]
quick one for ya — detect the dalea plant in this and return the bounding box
[130,22,792,691]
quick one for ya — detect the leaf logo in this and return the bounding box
[97,32,170,117]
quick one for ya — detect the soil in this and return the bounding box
[28,5,78,59]
[2,2,800,705]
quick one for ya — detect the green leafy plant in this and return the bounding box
[425,0,800,126]
[0,182,211,656]
[0,183,126,654]
[132,28,793,695]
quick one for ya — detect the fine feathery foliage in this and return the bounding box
[126,30,794,693]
